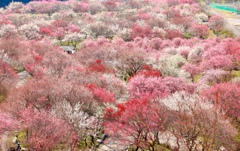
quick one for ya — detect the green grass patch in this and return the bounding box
[59,41,69,46]
[0,94,5,103]
[128,143,172,151]
[236,124,240,146]
[183,33,192,39]
[237,132,240,141]
[78,136,97,149]
[18,130,28,149]
[208,30,216,38]
[14,65,25,73]
[193,74,202,83]
[218,29,235,38]
[232,70,240,77]
[153,144,172,151]
[60,41,80,48]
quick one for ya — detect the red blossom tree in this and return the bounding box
[39,26,52,36]
[132,65,162,78]
[86,84,115,103]
[87,59,113,73]
[130,23,152,39]
[104,99,166,150]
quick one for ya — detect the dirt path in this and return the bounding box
[225,19,240,36]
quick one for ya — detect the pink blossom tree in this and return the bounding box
[161,76,196,94]
[128,75,170,100]
[198,69,231,85]
[201,83,240,119]
[21,106,77,150]
[73,1,89,13]
[189,24,209,38]
[165,29,184,40]
[0,60,18,102]
[102,1,117,12]
[200,55,234,71]
[0,60,18,89]
[181,63,201,81]
[41,49,74,77]
[209,15,225,34]
[0,112,19,134]
[223,38,240,65]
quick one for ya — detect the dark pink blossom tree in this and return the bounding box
[130,23,152,39]
[201,83,240,120]
[128,75,170,100]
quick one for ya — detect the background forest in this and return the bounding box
[0,0,240,150]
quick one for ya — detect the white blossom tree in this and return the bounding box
[19,23,40,40]
[6,2,24,13]
[150,54,190,78]
[51,100,101,140]
[0,24,17,38]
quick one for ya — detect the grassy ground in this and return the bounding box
[211,8,236,18]
[208,30,217,38]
